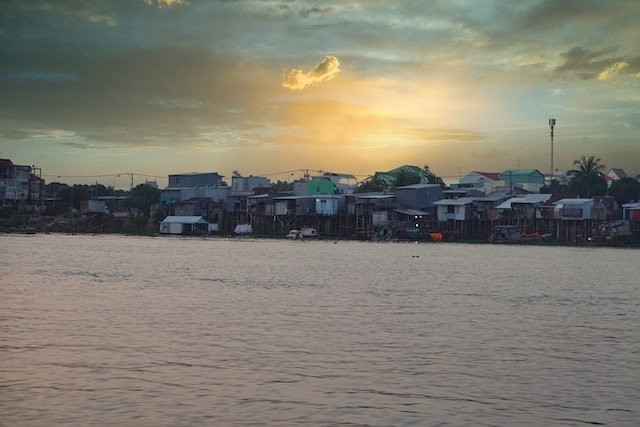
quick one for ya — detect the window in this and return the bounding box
[447,205,455,214]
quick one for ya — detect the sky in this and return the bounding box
[1,0,639,186]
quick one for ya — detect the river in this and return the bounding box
[1,234,639,425]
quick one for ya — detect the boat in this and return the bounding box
[488,225,551,243]
[285,227,318,239]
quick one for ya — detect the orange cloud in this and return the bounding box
[598,61,629,80]
[282,55,341,90]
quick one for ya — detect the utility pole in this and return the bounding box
[517,159,522,168]
[549,118,556,175]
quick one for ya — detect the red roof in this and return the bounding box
[0,159,14,167]
[474,171,501,181]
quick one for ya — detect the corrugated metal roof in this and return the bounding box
[473,171,501,181]
[496,194,552,209]
[161,216,207,224]
[394,208,429,216]
[553,198,593,205]
[434,197,475,205]
[500,168,543,176]
[622,202,640,209]
[395,184,441,190]
[356,194,394,199]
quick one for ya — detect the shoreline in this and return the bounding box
[3,228,639,249]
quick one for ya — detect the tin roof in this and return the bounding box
[434,197,475,205]
[161,216,207,224]
[553,198,593,205]
[395,183,441,190]
[496,194,552,209]
[473,171,501,181]
[394,208,430,216]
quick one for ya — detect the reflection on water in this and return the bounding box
[1,234,639,425]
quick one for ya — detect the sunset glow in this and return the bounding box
[1,0,639,184]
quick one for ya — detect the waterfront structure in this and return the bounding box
[231,173,270,194]
[0,158,44,205]
[319,173,357,194]
[499,169,545,193]
[168,172,223,188]
[606,168,628,182]
[458,171,502,194]
[434,197,474,221]
[293,179,337,196]
[80,199,109,214]
[159,215,208,235]
[472,192,512,220]
[394,184,443,210]
[622,202,640,222]
[553,198,606,220]
[496,194,552,220]
[315,195,340,216]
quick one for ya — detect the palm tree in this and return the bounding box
[567,155,607,197]
[568,155,605,178]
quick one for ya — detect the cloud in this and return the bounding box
[553,47,640,81]
[554,46,623,80]
[143,0,189,8]
[10,0,117,26]
[282,55,341,90]
[598,61,629,81]
[11,70,78,83]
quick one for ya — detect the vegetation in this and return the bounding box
[44,182,125,209]
[354,175,388,193]
[608,177,640,206]
[567,155,607,197]
[355,164,447,193]
[124,184,161,216]
[423,164,447,190]
[271,180,294,192]
[540,179,570,195]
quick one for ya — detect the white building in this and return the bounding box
[231,174,270,194]
[458,171,502,194]
[159,216,208,235]
[434,197,475,221]
[553,199,597,220]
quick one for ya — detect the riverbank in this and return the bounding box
[3,226,640,248]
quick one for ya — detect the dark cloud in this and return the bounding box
[553,46,640,80]
[0,0,116,26]
[520,0,608,30]
[60,141,107,150]
[0,44,282,147]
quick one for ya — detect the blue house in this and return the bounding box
[499,169,545,192]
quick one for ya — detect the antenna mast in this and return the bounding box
[549,118,556,175]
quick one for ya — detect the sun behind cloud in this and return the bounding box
[282,55,341,90]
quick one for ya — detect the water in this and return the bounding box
[1,234,639,425]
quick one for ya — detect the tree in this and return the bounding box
[124,184,160,215]
[354,176,387,193]
[608,177,640,206]
[271,180,293,192]
[393,169,421,187]
[423,165,447,190]
[541,179,569,195]
[567,155,607,197]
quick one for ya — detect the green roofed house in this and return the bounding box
[372,165,432,188]
[306,180,336,195]
[499,169,545,193]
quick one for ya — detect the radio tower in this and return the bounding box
[549,118,556,175]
